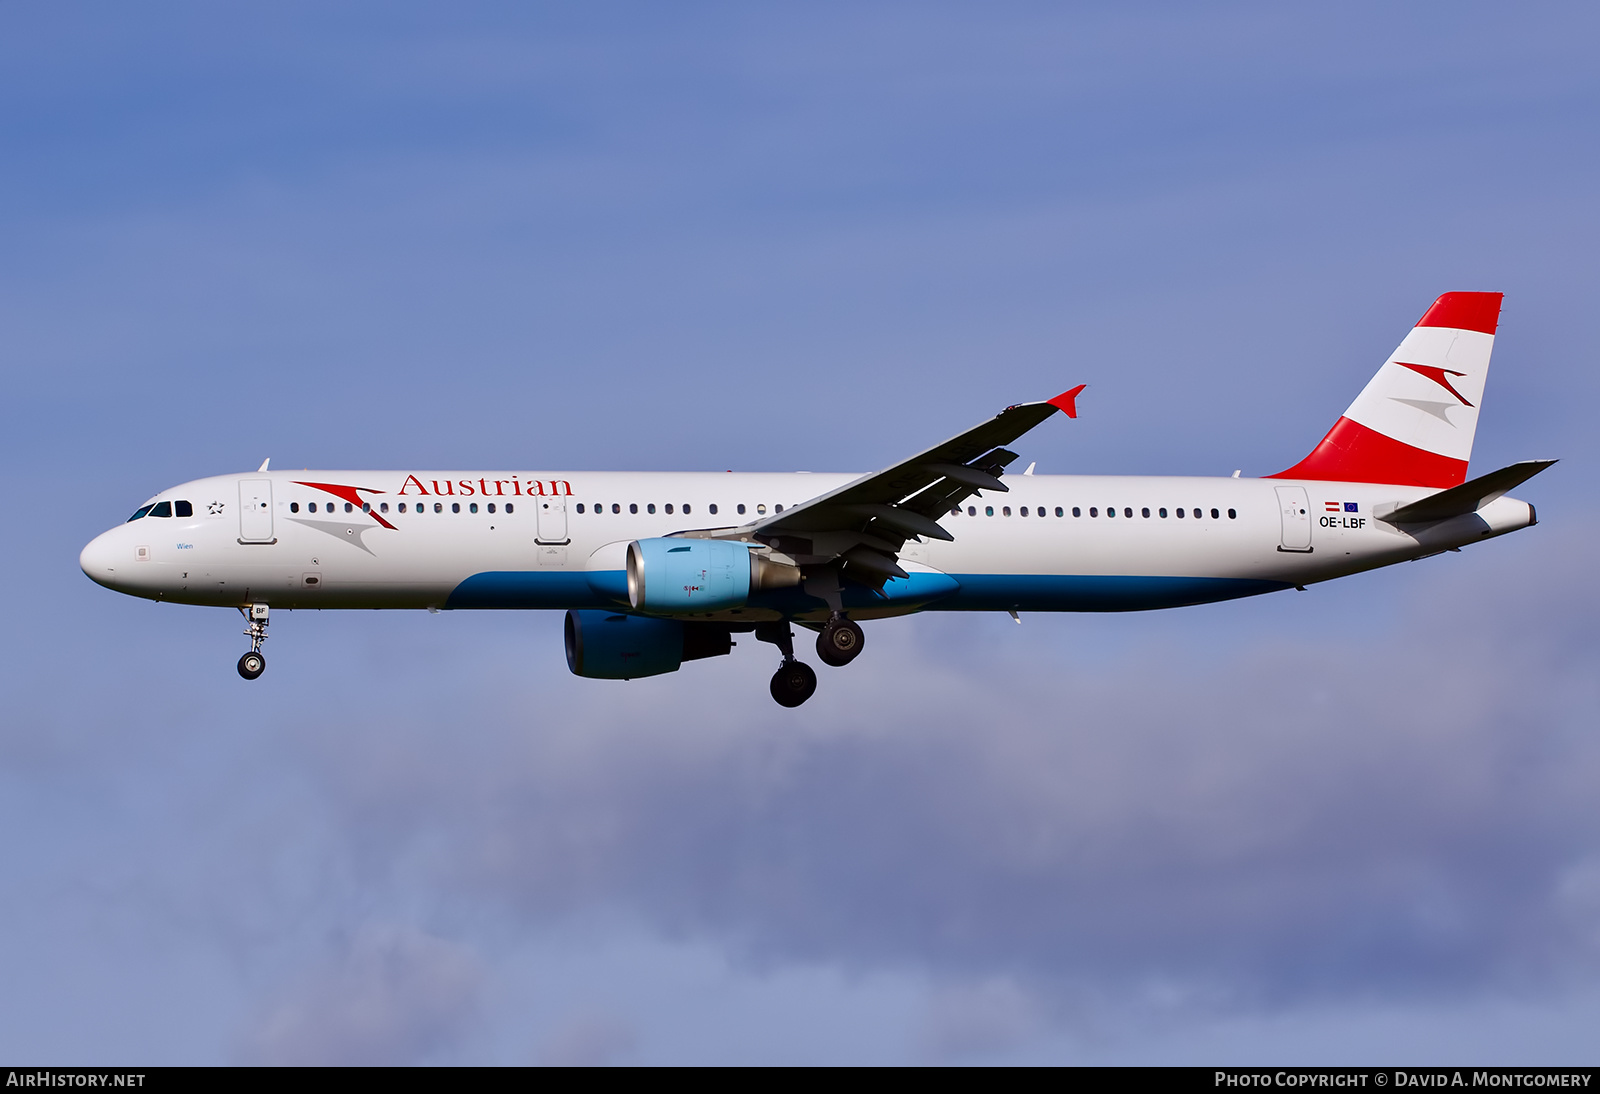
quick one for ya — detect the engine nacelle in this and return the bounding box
[564,610,734,680]
[626,538,748,613]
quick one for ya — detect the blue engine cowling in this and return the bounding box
[627,538,753,613]
[564,610,733,680]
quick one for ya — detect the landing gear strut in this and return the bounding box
[756,622,817,708]
[816,613,865,667]
[237,603,269,680]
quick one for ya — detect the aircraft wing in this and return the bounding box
[725,386,1084,587]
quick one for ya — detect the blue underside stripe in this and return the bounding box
[444,570,1290,612]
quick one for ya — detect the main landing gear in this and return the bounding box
[816,613,865,667]
[237,603,269,680]
[756,621,818,708]
[757,613,865,707]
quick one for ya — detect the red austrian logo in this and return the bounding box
[1396,362,1474,407]
[294,481,398,529]
[292,475,578,533]
[397,475,573,499]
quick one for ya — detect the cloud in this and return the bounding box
[238,923,483,1065]
[537,1013,638,1067]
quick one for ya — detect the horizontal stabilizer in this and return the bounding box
[1376,459,1556,524]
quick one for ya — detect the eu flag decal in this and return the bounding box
[1344,502,1359,512]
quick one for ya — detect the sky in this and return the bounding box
[2,1,1598,1065]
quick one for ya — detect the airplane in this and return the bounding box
[80,291,1551,707]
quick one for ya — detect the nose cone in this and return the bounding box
[80,528,126,590]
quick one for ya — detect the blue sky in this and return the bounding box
[2,2,1597,1064]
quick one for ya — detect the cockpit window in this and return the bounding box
[175,500,193,517]
[127,505,153,522]
[149,501,172,518]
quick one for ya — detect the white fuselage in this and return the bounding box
[79,469,1536,621]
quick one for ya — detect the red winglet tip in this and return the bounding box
[1047,384,1086,419]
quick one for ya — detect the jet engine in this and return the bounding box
[564,610,734,680]
[626,538,800,613]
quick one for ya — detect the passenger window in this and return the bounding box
[775,504,784,513]
[630,504,638,514]
[985,506,994,516]
[684,504,692,515]
[380,502,389,513]
[737,504,746,515]
[470,503,479,513]
[290,502,300,513]
[362,503,371,513]
[1159,508,1167,518]
[1107,507,1115,518]
[576,503,585,514]
[1072,507,1080,517]
[150,501,172,517]
[175,501,193,517]
[398,503,407,513]
[665,504,674,515]
[1193,508,1202,519]
[1003,506,1012,516]
[951,508,960,517]
[1090,507,1098,517]
[1055,507,1063,517]
[968,506,977,516]
[451,503,460,513]
[505,503,514,514]
[487,503,495,513]
[1228,508,1237,519]
[612,504,620,514]
[709,504,718,515]
[1124,508,1133,518]
[1141,507,1150,518]
[1211,508,1219,519]
[757,504,767,514]
[434,503,443,513]
[1176,507,1185,518]
[344,502,354,513]
[648,504,656,514]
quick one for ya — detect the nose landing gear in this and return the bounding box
[237,603,269,680]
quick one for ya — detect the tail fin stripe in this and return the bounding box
[1271,416,1470,487]
[1416,293,1502,336]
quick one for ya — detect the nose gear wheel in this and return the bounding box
[237,603,270,680]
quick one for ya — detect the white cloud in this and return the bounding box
[239,923,482,1065]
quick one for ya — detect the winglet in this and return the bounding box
[1047,384,1087,419]
[257,458,271,472]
